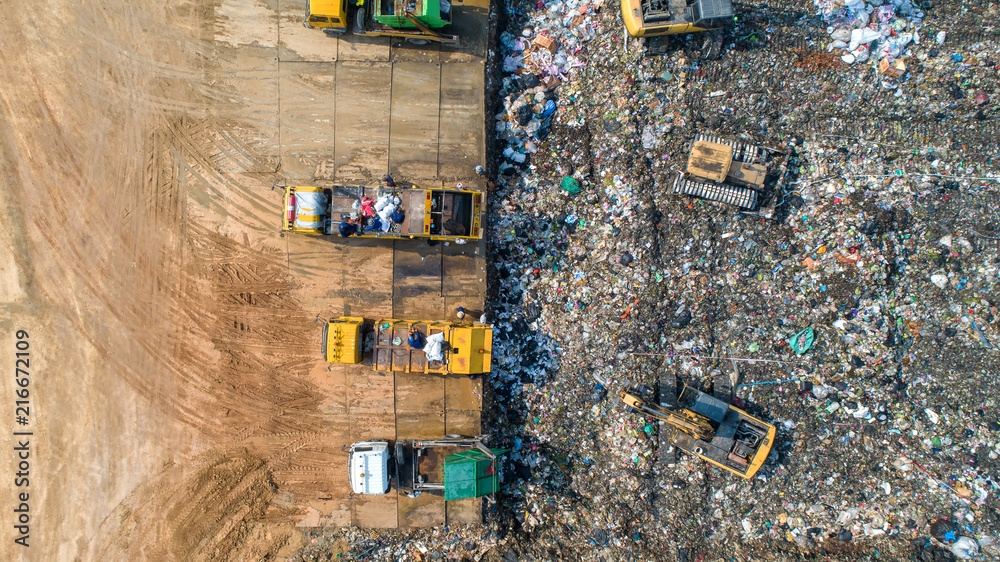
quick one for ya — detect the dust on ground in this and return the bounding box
[0,1,346,559]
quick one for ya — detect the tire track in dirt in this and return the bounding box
[3,1,354,558]
[92,449,288,561]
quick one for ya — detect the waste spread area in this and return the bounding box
[295,0,1000,559]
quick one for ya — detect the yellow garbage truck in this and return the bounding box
[322,317,492,376]
[282,184,484,241]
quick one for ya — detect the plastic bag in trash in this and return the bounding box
[788,328,815,355]
[950,536,979,559]
[560,176,581,194]
[423,332,447,362]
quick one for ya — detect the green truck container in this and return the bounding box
[373,0,450,29]
[348,436,506,500]
[442,449,501,500]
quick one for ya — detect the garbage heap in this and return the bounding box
[479,0,1000,559]
[815,0,926,67]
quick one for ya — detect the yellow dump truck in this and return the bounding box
[620,375,775,479]
[322,317,492,375]
[282,184,484,241]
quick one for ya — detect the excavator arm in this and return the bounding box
[620,390,714,441]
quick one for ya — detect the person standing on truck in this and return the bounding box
[407,327,426,350]
[382,173,396,188]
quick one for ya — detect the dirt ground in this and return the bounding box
[0,0,487,560]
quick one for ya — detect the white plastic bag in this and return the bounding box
[849,28,882,50]
[950,537,979,559]
[423,332,447,362]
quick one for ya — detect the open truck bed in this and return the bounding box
[282,184,484,241]
[358,0,460,44]
[372,319,491,375]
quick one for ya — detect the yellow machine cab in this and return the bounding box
[622,0,734,37]
[305,0,348,34]
[322,317,364,363]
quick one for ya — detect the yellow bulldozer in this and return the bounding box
[673,134,767,210]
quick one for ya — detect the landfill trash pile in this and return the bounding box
[815,0,925,67]
[293,525,506,561]
[291,0,1000,559]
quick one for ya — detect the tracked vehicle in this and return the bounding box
[673,134,767,210]
[622,0,735,38]
[621,373,775,479]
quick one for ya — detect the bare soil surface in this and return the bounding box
[0,0,487,559]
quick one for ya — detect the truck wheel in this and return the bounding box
[444,434,464,439]
[406,38,430,46]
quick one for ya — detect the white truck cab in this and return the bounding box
[348,441,391,495]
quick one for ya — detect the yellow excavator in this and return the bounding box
[621,0,734,38]
[620,372,775,479]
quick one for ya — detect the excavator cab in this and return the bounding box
[622,0,734,38]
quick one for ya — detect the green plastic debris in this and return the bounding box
[788,328,815,355]
[560,176,582,194]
